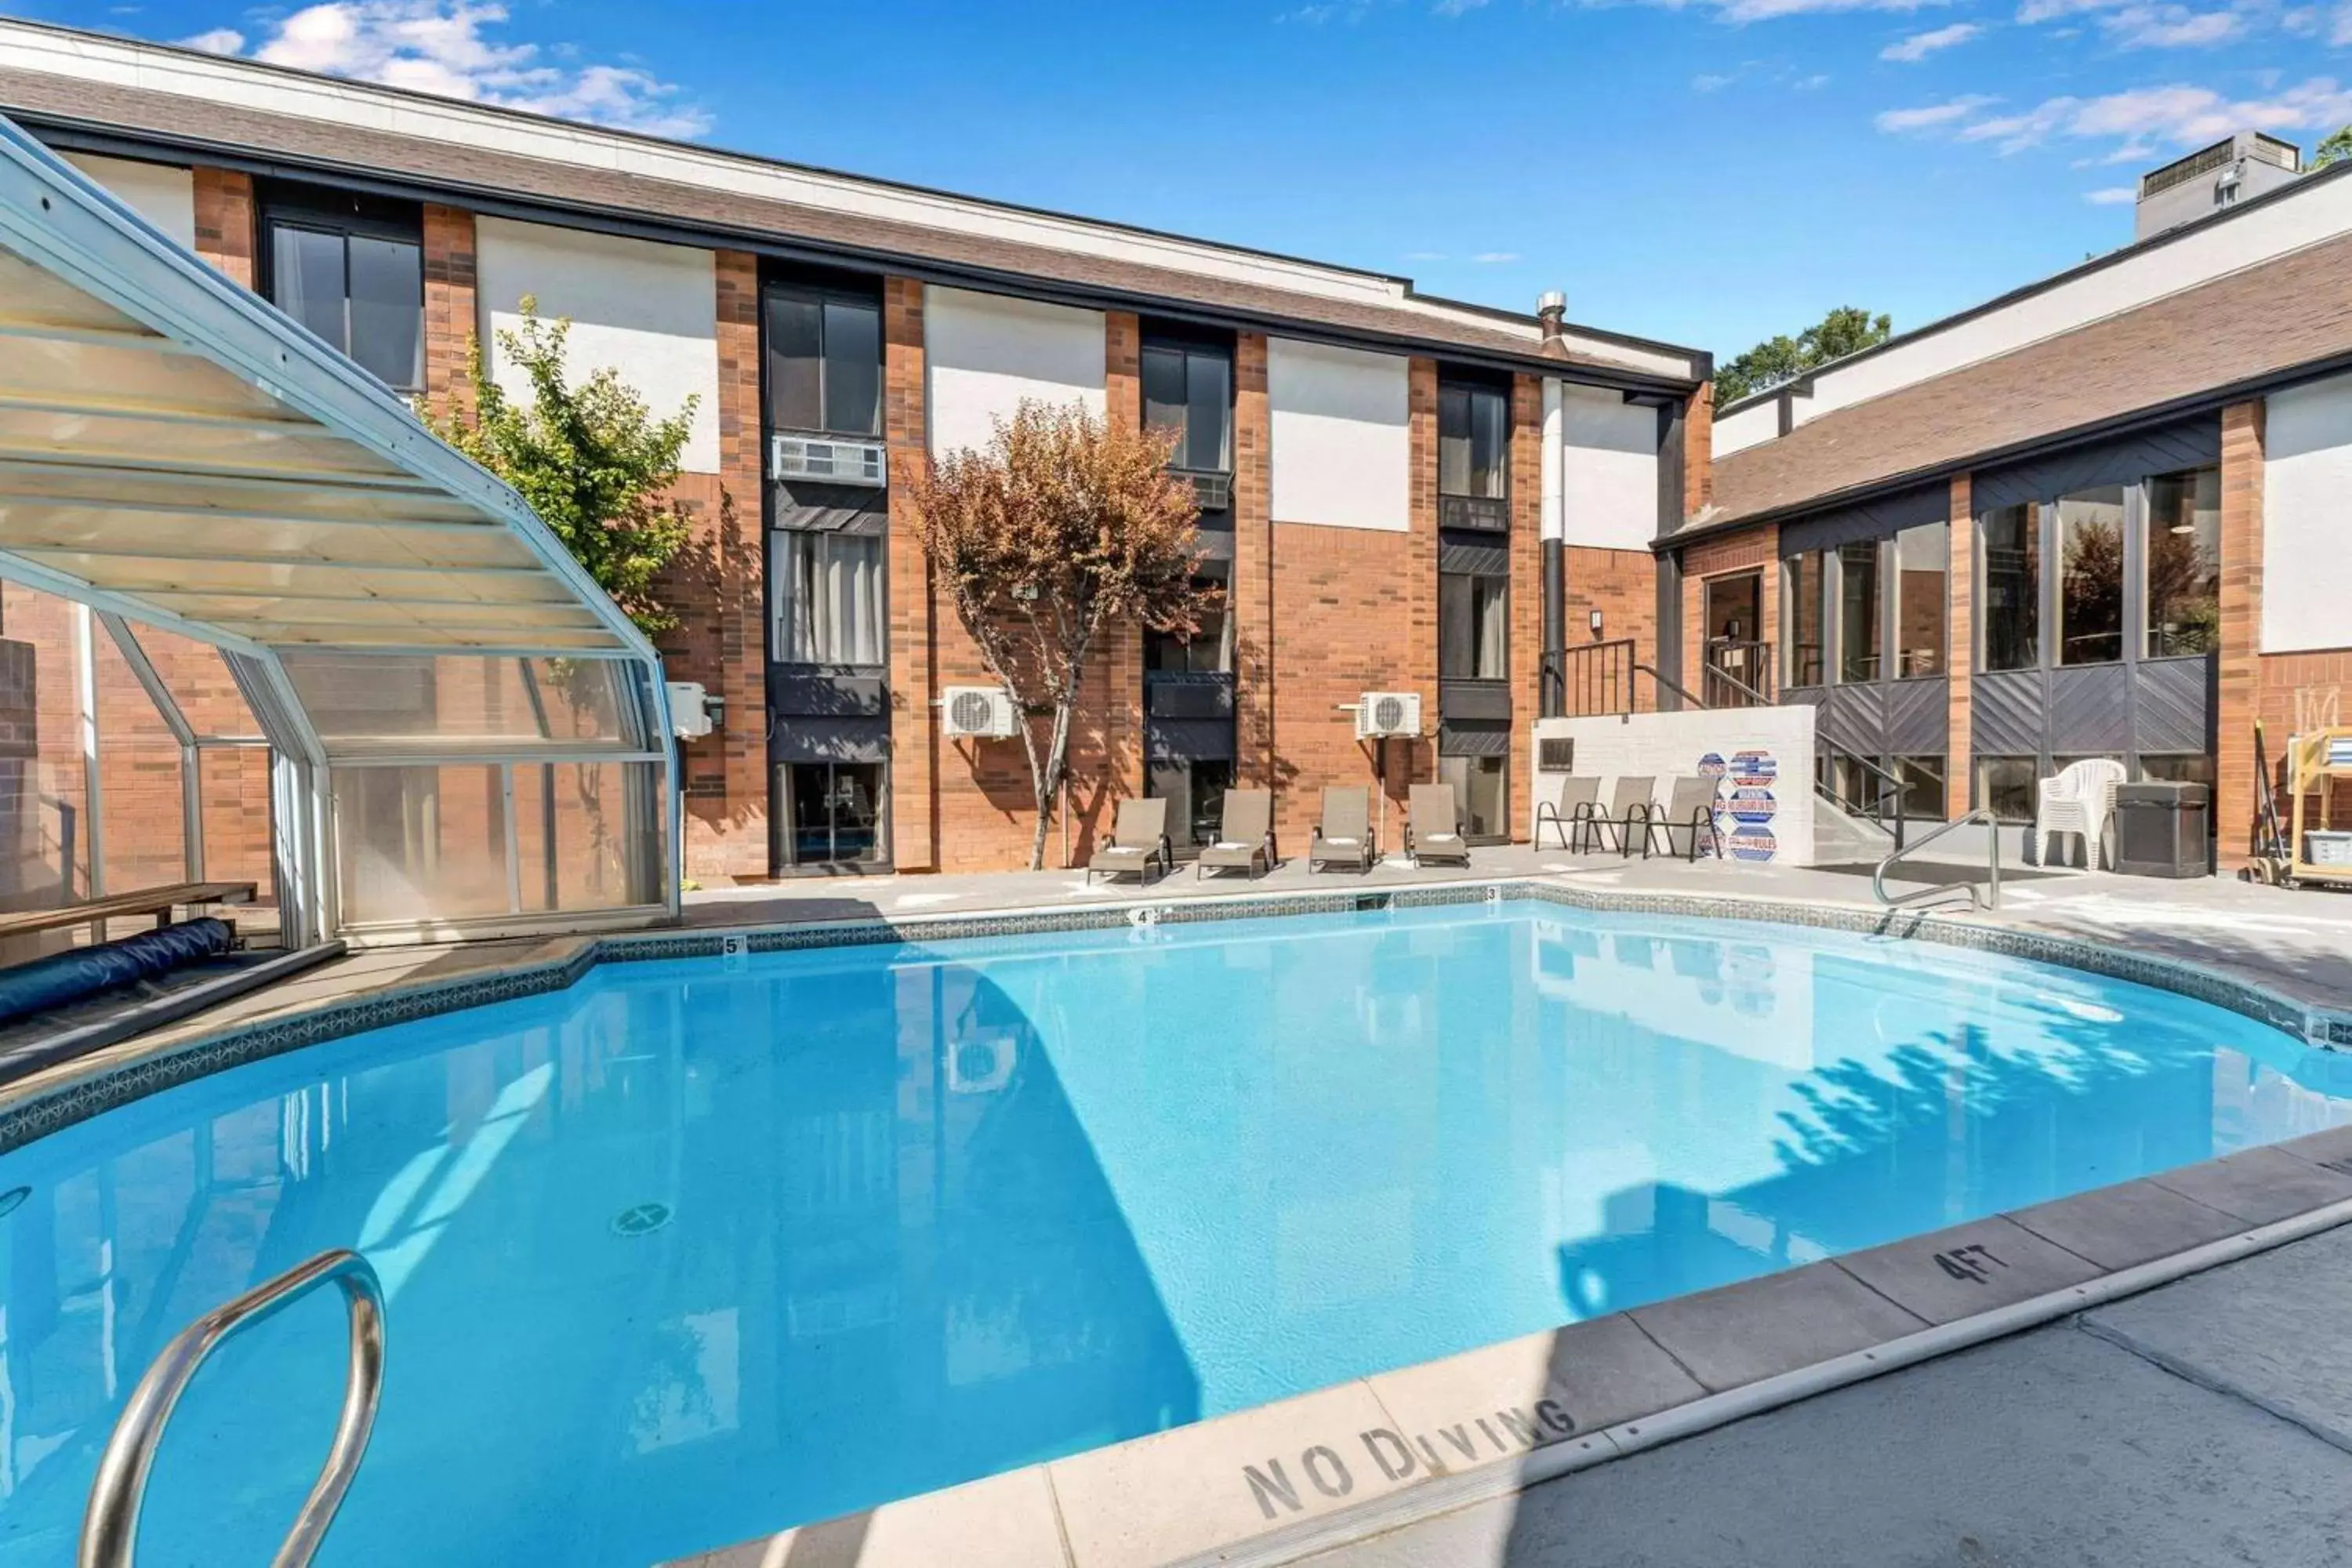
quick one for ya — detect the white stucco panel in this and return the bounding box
[474,216,720,474]
[1559,383,1659,552]
[64,152,194,252]
[1268,338,1410,532]
[2264,372,2352,654]
[924,286,1106,459]
[1530,706,1817,868]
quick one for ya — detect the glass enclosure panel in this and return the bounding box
[1784,552,1825,687]
[346,235,423,391]
[514,760,665,911]
[1893,521,1948,678]
[2056,486,2127,666]
[771,531,886,666]
[1980,503,2041,672]
[1894,755,1946,821]
[0,586,89,914]
[1440,753,1508,838]
[1439,574,1508,680]
[764,293,823,433]
[2147,468,2221,657]
[128,622,264,740]
[92,633,187,893]
[285,654,576,745]
[198,746,278,906]
[1975,757,2037,823]
[1838,540,1882,682]
[821,299,883,438]
[521,659,637,746]
[334,764,510,924]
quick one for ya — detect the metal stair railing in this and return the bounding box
[79,1248,386,1568]
[1873,808,2002,912]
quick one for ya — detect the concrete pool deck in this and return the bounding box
[9,848,2352,1566]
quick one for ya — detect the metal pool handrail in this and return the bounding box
[1874,808,2002,913]
[79,1248,386,1568]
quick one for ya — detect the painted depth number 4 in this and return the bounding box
[1933,1242,2009,1283]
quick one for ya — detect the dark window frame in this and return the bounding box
[1436,376,1512,503]
[1139,335,1235,477]
[256,181,426,394]
[762,278,884,441]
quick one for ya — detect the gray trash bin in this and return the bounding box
[2112,781,2211,877]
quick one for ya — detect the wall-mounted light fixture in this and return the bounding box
[1588,608,1605,637]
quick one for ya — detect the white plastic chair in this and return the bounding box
[2035,759,2126,869]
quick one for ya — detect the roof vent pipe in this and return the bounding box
[1536,290,1567,354]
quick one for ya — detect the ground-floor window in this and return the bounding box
[1895,755,1946,820]
[2137,753,2216,789]
[1146,759,1232,850]
[1974,757,2038,824]
[1440,753,1508,840]
[777,760,886,868]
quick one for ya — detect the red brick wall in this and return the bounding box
[1680,524,1778,699]
[191,167,255,287]
[1508,375,1543,840]
[1945,474,1975,818]
[1232,333,1276,792]
[2216,399,2265,864]
[1560,546,1658,713]
[884,277,938,870]
[1683,381,1714,521]
[422,205,478,421]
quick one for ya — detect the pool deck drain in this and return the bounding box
[665,1131,2352,1568]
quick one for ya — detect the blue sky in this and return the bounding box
[11,0,2352,358]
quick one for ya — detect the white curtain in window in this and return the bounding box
[771,531,884,666]
[1475,578,1508,678]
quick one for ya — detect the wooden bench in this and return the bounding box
[0,881,259,946]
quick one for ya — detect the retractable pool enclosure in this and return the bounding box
[0,114,680,943]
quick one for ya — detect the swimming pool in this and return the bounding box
[0,898,2339,1565]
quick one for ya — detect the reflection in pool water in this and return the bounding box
[0,902,2341,1566]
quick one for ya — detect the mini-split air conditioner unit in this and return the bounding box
[942,685,1020,739]
[1355,691,1422,741]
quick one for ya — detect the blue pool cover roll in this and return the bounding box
[0,917,235,1025]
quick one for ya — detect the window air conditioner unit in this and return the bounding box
[1439,494,1508,533]
[1181,470,1233,513]
[771,434,887,487]
[1355,691,1422,740]
[942,685,1020,739]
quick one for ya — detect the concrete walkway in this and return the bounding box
[1302,1221,2352,1568]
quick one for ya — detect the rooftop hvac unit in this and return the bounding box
[1355,691,1421,740]
[770,434,887,487]
[942,685,1019,739]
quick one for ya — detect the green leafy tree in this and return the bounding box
[2314,125,2352,169]
[427,296,696,637]
[910,400,1219,869]
[1717,305,1894,405]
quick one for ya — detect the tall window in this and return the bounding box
[1980,503,2040,671]
[262,188,423,393]
[1441,572,1508,680]
[1145,597,1232,673]
[1784,551,1826,687]
[1893,520,1948,677]
[1438,382,1509,499]
[765,287,882,437]
[770,530,884,666]
[1837,539,1882,683]
[2147,467,2220,656]
[1142,341,1232,474]
[2056,485,2127,666]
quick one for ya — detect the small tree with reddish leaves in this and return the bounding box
[910,398,1218,869]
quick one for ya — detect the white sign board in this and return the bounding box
[1529,706,1818,867]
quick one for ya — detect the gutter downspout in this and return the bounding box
[1536,293,1568,719]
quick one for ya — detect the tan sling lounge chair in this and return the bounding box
[1308,786,1377,873]
[1405,783,1472,868]
[1196,788,1276,880]
[1087,797,1174,884]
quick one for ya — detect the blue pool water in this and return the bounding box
[0,901,2344,1565]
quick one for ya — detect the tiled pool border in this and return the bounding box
[3,874,2347,1156]
[7,876,2352,1568]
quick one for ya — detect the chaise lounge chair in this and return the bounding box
[1405,783,1472,868]
[1087,797,1174,884]
[1308,786,1377,873]
[1196,788,1276,880]
[1642,775,1724,862]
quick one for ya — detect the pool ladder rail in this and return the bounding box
[78,1249,386,1568]
[1873,808,2002,913]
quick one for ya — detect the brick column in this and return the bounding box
[884,278,938,871]
[1683,381,1715,521]
[191,168,256,289]
[2216,399,2267,866]
[1102,311,1145,811]
[421,205,478,421]
[1945,473,1974,819]
[1232,333,1276,797]
[1404,357,1440,800]
[1508,374,1543,841]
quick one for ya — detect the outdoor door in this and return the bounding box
[1703,572,1769,706]
[779,761,887,870]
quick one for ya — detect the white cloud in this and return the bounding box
[179,2,710,137]
[1875,93,1998,131]
[1881,20,1984,58]
[2084,185,2140,201]
[1795,71,1832,88]
[2102,5,2244,45]
[1472,251,1523,263]
[1714,0,1955,21]
[1404,249,1449,260]
[1693,70,1740,89]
